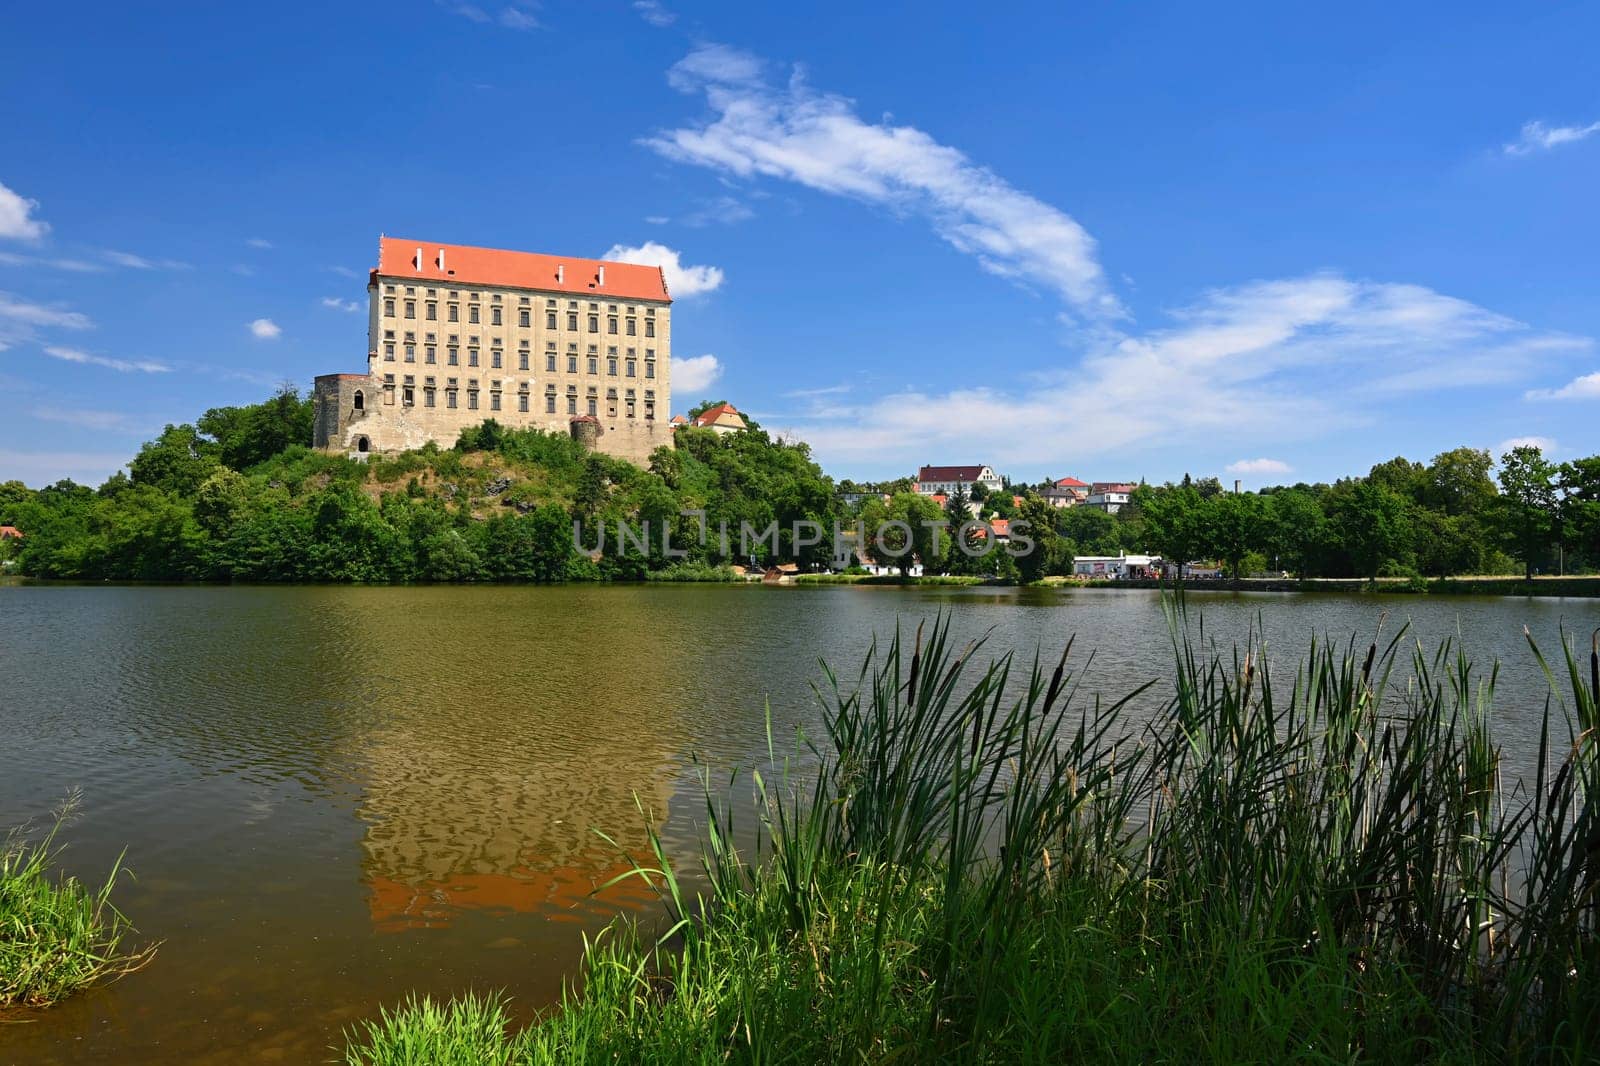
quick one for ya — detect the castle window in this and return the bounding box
[519,310,530,328]
[448,346,459,366]
[384,298,395,317]
[588,314,599,333]
[406,287,415,295]
[402,375,415,406]
[448,303,459,323]
[607,316,618,334]
[447,378,458,409]
[645,319,655,338]
[626,318,636,336]
[587,388,598,417]
[469,305,480,324]
[546,351,556,372]
[426,302,437,321]
[353,390,364,411]
[547,311,557,329]
[491,307,502,326]
[547,298,557,307]
[607,356,618,376]
[491,348,503,369]
[545,386,556,413]
[424,380,436,407]
[588,356,599,375]
[404,344,415,362]
[645,390,655,421]
[384,343,395,361]
[626,359,636,378]
[645,359,655,379]
[383,373,395,405]
[356,436,370,453]
[606,387,617,418]
[490,387,501,412]
[385,284,396,294]
[519,295,529,304]
[567,312,578,330]
[568,354,578,374]
[405,300,415,319]
[625,388,636,419]
[566,387,577,415]
[468,347,479,367]
[518,350,529,371]
[492,293,501,302]
[425,345,436,364]
[518,391,529,413]
[427,288,436,297]
[467,381,479,410]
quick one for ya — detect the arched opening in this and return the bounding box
[356,436,370,453]
[353,389,365,411]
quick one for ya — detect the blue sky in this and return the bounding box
[2,1,1597,487]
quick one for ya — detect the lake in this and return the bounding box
[2,583,1596,1063]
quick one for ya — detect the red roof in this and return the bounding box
[691,403,743,427]
[917,465,990,483]
[1093,482,1135,494]
[0,525,21,539]
[375,237,672,303]
[1055,476,1089,488]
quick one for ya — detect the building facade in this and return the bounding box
[914,464,1002,497]
[314,237,674,465]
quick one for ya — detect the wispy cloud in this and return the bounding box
[673,353,723,394]
[646,44,1119,320]
[104,249,190,270]
[246,237,274,249]
[681,195,754,227]
[320,297,361,313]
[0,292,92,331]
[602,241,724,297]
[633,0,675,27]
[437,0,539,30]
[780,275,1588,475]
[1226,458,1292,476]
[644,215,671,225]
[248,318,282,339]
[1526,370,1600,400]
[1503,119,1600,156]
[33,406,141,432]
[1496,435,1557,457]
[0,181,49,241]
[44,345,170,374]
[0,449,128,485]
[0,250,106,273]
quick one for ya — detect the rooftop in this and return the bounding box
[917,465,992,482]
[374,237,672,303]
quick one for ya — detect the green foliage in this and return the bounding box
[1,802,155,1009]
[1498,445,1560,580]
[351,613,1600,1062]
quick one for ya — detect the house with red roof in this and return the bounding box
[0,525,22,540]
[914,464,1001,497]
[687,402,747,435]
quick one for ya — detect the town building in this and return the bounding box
[914,464,1002,497]
[1084,482,1135,513]
[687,402,748,435]
[1073,553,1163,579]
[313,237,674,465]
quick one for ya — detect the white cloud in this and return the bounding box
[0,449,128,486]
[248,318,282,339]
[1496,436,1557,457]
[0,181,49,241]
[779,274,1589,475]
[246,237,273,249]
[104,249,189,270]
[1503,119,1600,156]
[320,297,361,313]
[1227,458,1292,475]
[43,345,170,374]
[437,0,538,30]
[34,406,139,432]
[0,292,91,330]
[681,195,754,227]
[673,353,723,394]
[646,44,1119,319]
[1526,370,1600,400]
[0,250,106,273]
[645,215,671,225]
[634,1,676,27]
[602,240,724,297]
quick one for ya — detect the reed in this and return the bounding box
[349,602,1599,1062]
[0,799,155,1011]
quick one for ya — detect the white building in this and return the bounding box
[915,464,1002,497]
[1073,553,1163,579]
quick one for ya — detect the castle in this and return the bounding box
[314,237,674,465]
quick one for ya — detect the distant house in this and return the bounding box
[0,526,22,540]
[1074,553,1162,579]
[669,414,690,428]
[915,464,1002,497]
[838,491,888,507]
[689,403,748,435]
[1085,482,1135,513]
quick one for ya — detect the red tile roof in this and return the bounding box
[1093,482,1135,494]
[691,403,744,427]
[0,525,21,539]
[1055,476,1089,488]
[375,237,672,303]
[917,465,990,483]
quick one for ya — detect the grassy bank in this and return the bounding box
[793,573,996,586]
[1037,574,1600,597]
[347,608,1598,1063]
[0,805,154,1011]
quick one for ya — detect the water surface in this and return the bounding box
[1,584,1594,1062]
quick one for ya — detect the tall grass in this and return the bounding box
[348,604,1598,1062]
[0,799,155,1010]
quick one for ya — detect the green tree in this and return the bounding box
[129,424,219,496]
[1201,491,1263,583]
[1333,480,1412,582]
[1496,446,1559,580]
[1264,489,1326,578]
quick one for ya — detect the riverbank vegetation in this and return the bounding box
[1,804,153,1010]
[346,610,1597,1063]
[1,387,1597,586]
